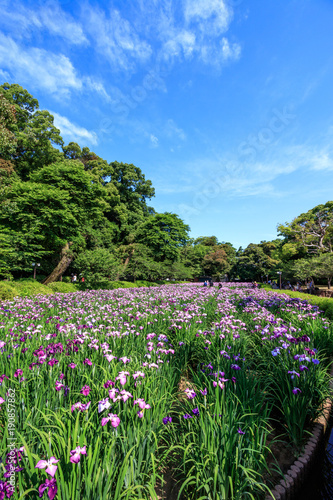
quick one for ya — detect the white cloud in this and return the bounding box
[0,0,87,45]
[150,134,159,147]
[39,4,88,45]
[85,77,111,102]
[82,6,152,72]
[155,0,240,68]
[199,37,241,66]
[311,152,333,170]
[284,144,333,172]
[0,33,83,97]
[161,30,196,61]
[0,68,11,81]
[184,0,232,35]
[51,112,98,146]
[165,119,186,141]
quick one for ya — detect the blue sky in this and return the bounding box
[1,0,333,249]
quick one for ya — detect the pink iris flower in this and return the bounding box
[115,371,129,386]
[119,356,131,364]
[120,390,133,402]
[83,359,92,365]
[35,457,60,477]
[108,388,119,401]
[101,413,120,428]
[14,369,23,378]
[0,397,5,405]
[55,381,64,391]
[70,446,87,464]
[133,371,145,380]
[105,354,117,362]
[133,399,151,410]
[48,359,58,367]
[71,401,91,412]
[213,380,225,390]
[68,363,76,369]
[147,342,154,352]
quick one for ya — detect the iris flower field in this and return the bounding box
[0,283,332,499]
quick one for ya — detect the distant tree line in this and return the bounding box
[1,83,332,288]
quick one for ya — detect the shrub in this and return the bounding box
[47,282,78,293]
[0,281,17,301]
[13,280,53,297]
[134,280,158,287]
[108,281,137,289]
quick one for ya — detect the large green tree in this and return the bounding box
[235,243,279,281]
[135,212,190,262]
[278,202,333,255]
[0,83,64,180]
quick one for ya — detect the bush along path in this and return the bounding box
[0,283,332,499]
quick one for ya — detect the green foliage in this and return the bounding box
[136,212,190,262]
[13,279,54,297]
[278,201,333,254]
[0,93,17,156]
[0,281,16,300]
[0,83,63,179]
[235,243,279,281]
[109,281,137,289]
[73,248,121,286]
[47,282,79,293]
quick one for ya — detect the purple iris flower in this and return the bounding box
[38,478,57,500]
[69,446,87,464]
[162,416,172,425]
[192,407,199,416]
[80,385,91,396]
[237,428,245,435]
[292,387,302,395]
[0,480,14,499]
[184,388,196,399]
[288,370,300,379]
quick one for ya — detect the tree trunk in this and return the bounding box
[116,247,135,280]
[328,278,331,290]
[43,242,73,285]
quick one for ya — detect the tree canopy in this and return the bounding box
[1,83,332,287]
